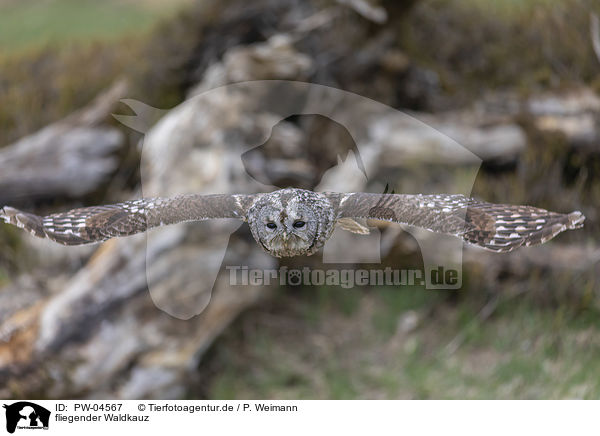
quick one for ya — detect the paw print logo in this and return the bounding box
[286,269,302,286]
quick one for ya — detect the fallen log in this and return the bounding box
[0,80,129,204]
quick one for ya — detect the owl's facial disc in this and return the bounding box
[247,189,336,258]
[260,207,315,256]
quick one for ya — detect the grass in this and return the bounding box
[402,0,600,100]
[457,0,573,15]
[198,284,600,399]
[0,0,191,56]
[0,0,205,146]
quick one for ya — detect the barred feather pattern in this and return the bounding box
[328,192,585,253]
[0,194,252,246]
[1,190,585,253]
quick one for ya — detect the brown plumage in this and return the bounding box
[1,189,585,255]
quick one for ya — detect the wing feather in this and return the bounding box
[327,192,584,252]
[1,194,255,246]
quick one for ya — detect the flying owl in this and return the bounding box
[1,188,585,257]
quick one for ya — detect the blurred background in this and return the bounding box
[0,0,599,399]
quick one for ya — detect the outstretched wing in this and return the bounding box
[327,192,585,252]
[1,194,256,246]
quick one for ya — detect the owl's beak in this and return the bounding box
[281,231,289,241]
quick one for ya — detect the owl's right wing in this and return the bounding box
[327,192,585,252]
[1,194,257,246]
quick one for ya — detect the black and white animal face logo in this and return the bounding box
[3,402,50,434]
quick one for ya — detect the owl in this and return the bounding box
[1,188,585,257]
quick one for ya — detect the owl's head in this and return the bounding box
[247,188,335,257]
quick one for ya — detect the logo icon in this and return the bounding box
[3,402,50,434]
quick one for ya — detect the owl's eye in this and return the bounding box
[266,222,277,229]
[293,220,306,229]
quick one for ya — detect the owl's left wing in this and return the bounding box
[1,194,256,246]
[326,192,585,252]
